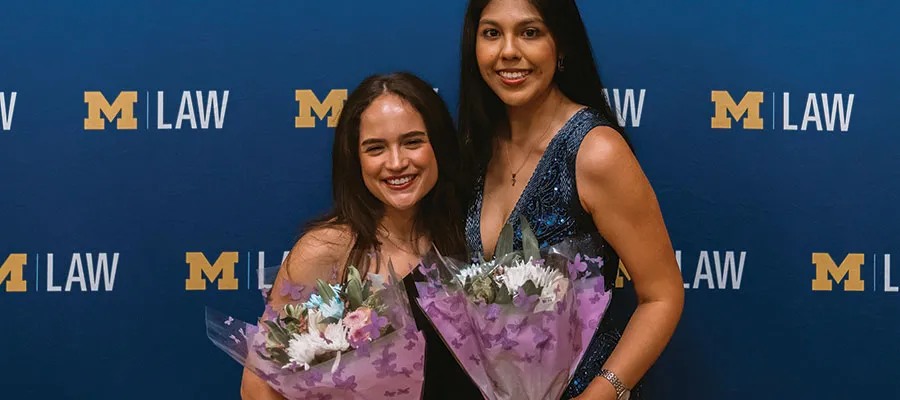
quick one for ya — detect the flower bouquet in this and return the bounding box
[414,216,613,400]
[206,264,425,400]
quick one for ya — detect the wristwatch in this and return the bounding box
[598,369,631,400]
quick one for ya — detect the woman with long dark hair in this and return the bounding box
[458,1,684,399]
[240,72,483,399]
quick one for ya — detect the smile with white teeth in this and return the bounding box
[498,70,530,79]
[386,176,414,185]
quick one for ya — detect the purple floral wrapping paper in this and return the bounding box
[414,241,612,400]
[205,267,426,400]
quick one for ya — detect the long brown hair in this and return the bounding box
[303,72,468,283]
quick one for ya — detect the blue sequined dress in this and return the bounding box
[465,107,642,399]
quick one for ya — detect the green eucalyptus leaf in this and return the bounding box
[262,320,290,345]
[495,221,514,259]
[520,215,540,262]
[268,348,291,365]
[316,279,337,304]
[495,283,513,304]
[347,266,364,309]
[362,279,372,300]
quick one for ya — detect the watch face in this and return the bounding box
[621,391,631,400]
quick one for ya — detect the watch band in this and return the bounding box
[598,369,629,399]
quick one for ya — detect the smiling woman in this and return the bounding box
[358,96,439,214]
[239,72,483,399]
[457,1,685,399]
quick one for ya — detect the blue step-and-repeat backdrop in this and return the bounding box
[1,0,897,398]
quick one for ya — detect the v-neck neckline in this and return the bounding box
[474,107,588,257]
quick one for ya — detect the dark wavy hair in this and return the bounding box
[458,0,632,176]
[304,72,469,282]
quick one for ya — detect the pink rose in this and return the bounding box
[343,307,373,343]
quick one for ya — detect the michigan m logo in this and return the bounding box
[812,253,864,291]
[0,254,27,292]
[711,91,764,129]
[185,252,239,290]
[295,89,347,128]
[84,91,138,130]
[615,260,631,288]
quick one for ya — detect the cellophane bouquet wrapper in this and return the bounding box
[415,223,612,400]
[206,264,426,400]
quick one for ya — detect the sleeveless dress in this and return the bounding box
[464,107,642,399]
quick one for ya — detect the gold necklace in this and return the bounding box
[503,100,562,186]
[378,227,421,255]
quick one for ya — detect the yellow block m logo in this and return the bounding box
[0,254,27,292]
[84,91,138,130]
[295,89,347,128]
[185,252,239,291]
[615,260,631,288]
[812,253,864,291]
[711,91,764,129]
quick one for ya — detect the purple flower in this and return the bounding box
[372,344,400,378]
[484,304,502,322]
[586,255,604,268]
[262,304,279,322]
[469,354,481,366]
[419,262,437,275]
[301,369,323,387]
[494,328,519,350]
[513,287,539,309]
[404,323,418,341]
[258,371,281,386]
[507,317,528,333]
[532,326,555,351]
[278,279,306,301]
[567,254,588,278]
[332,374,357,391]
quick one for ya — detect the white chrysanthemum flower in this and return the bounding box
[498,259,536,294]
[322,322,350,352]
[455,262,493,285]
[499,258,568,301]
[284,310,350,370]
[285,332,324,370]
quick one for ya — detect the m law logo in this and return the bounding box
[711,90,854,132]
[1,253,120,293]
[84,90,229,131]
